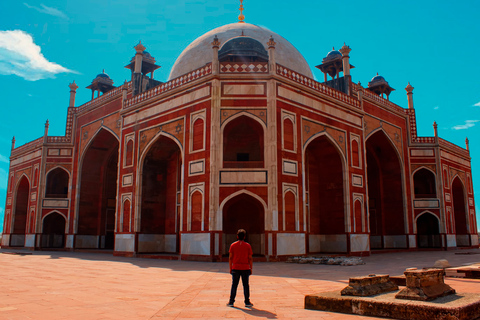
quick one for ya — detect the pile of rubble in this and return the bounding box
[286,256,365,266]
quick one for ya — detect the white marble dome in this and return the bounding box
[168,22,313,80]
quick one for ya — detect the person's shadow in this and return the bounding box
[234,306,277,319]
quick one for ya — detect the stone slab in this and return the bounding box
[305,290,480,320]
[341,274,398,296]
[396,268,455,301]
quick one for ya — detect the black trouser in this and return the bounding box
[229,269,250,303]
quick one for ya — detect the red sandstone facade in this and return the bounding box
[2,22,478,260]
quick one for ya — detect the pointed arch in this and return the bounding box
[221,112,266,169]
[45,166,70,198]
[41,211,67,248]
[413,167,437,199]
[303,132,348,253]
[415,211,441,248]
[136,131,183,253]
[366,129,407,249]
[75,127,119,249]
[221,190,266,256]
[452,176,469,246]
[11,175,30,246]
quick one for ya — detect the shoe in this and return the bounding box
[245,302,253,308]
[227,302,234,307]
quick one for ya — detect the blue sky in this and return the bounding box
[0,0,479,232]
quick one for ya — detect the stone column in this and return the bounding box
[267,36,276,74]
[405,83,414,109]
[466,137,470,152]
[133,41,145,96]
[122,80,128,108]
[43,120,49,143]
[339,43,351,76]
[211,35,220,76]
[68,81,78,107]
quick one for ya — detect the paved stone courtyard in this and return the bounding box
[1,248,479,319]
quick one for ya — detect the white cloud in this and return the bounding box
[24,3,68,19]
[433,106,439,110]
[452,120,480,130]
[474,102,480,107]
[0,30,76,81]
[0,154,8,163]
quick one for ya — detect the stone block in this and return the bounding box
[396,268,455,301]
[433,259,451,268]
[341,274,398,296]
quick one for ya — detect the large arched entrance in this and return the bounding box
[41,212,66,248]
[77,129,119,249]
[452,177,469,246]
[139,135,182,253]
[11,176,30,247]
[305,135,346,253]
[416,212,441,248]
[222,193,265,256]
[366,131,406,249]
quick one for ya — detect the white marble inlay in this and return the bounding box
[410,149,434,157]
[189,160,205,175]
[220,170,267,184]
[278,87,362,126]
[277,233,305,255]
[350,234,369,252]
[352,174,363,187]
[413,199,439,208]
[282,160,297,175]
[181,233,210,255]
[115,234,135,252]
[440,150,470,167]
[48,149,60,156]
[43,199,69,208]
[60,149,72,156]
[124,86,210,126]
[11,150,42,166]
[223,84,265,96]
[446,234,456,247]
[122,174,133,186]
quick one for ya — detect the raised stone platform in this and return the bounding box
[305,290,480,320]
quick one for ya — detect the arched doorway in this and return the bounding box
[452,177,469,246]
[45,168,69,198]
[222,193,265,256]
[11,176,30,247]
[416,212,441,248]
[366,131,406,249]
[42,212,66,248]
[77,129,119,249]
[413,168,436,198]
[223,115,264,169]
[305,135,346,253]
[139,135,182,253]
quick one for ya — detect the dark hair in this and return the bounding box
[237,229,246,240]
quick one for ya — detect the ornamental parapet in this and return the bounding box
[76,82,131,115]
[220,62,268,73]
[10,137,43,158]
[276,64,360,109]
[123,63,212,109]
[439,138,470,158]
[361,85,405,114]
[46,136,72,143]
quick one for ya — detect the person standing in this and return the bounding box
[227,229,253,308]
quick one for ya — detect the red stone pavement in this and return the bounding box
[0,248,479,319]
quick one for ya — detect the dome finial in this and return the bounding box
[238,0,245,23]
